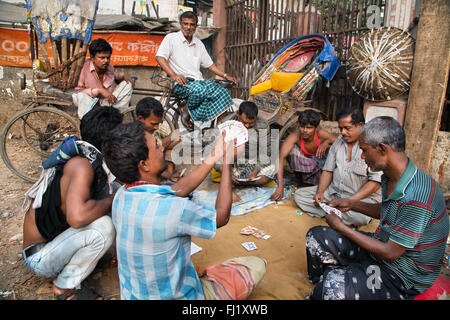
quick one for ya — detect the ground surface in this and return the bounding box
[0,97,448,300]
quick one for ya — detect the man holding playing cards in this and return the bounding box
[102,121,266,300]
[305,117,448,300]
[212,101,277,202]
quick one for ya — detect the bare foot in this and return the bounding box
[232,192,242,203]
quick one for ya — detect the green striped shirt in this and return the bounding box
[372,158,449,293]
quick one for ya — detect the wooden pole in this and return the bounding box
[50,38,61,86]
[404,0,450,173]
[67,39,81,87]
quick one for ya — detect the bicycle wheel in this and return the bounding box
[1,106,80,182]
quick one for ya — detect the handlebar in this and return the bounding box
[149,74,235,89]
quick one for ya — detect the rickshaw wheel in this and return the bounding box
[20,103,78,155]
[1,106,80,182]
[279,116,299,142]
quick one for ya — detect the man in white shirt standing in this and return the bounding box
[156,11,237,129]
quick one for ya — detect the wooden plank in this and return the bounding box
[50,38,61,87]
[71,42,88,88]
[38,40,56,87]
[67,39,82,88]
[404,0,450,172]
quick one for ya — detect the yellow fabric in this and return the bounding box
[270,72,303,92]
[249,72,303,95]
[249,80,272,95]
[210,168,275,187]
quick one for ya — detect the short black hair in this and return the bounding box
[89,38,112,58]
[102,121,148,184]
[136,97,164,119]
[298,109,321,127]
[179,11,198,24]
[80,106,123,151]
[238,101,258,119]
[336,105,365,125]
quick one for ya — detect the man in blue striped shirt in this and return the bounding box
[305,116,449,300]
[102,121,266,300]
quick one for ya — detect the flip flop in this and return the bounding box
[180,110,194,131]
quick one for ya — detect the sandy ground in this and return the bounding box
[0,97,448,300]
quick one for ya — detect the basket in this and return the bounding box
[346,27,415,101]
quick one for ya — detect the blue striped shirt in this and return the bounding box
[112,184,216,300]
[372,158,449,293]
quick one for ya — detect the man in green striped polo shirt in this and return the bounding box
[305,116,449,300]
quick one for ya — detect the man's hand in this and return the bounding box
[314,191,325,207]
[224,74,238,85]
[328,198,353,212]
[98,88,117,104]
[171,74,187,86]
[122,75,135,88]
[231,174,242,186]
[270,185,284,201]
[316,143,328,158]
[325,211,346,232]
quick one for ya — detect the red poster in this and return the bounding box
[0,27,164,67]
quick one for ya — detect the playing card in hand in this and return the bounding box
[319,202,343,219]
[218,120,248,147]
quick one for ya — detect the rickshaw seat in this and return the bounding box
[250,72,303,95]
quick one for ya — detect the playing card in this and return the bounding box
[319,202,343,218]
[241,242,258,251]
[218,120,248,147]
[240,225,267,239]
[236,176,262,182]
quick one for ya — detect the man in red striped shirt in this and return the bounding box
[305,116,448,300]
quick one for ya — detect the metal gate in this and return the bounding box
[223,0,388,119]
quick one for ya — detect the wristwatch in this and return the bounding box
[223,73,227,78]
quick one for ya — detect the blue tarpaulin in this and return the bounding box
[26,0,99,43]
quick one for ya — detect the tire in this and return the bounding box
[279,116,299,142]
[1,106,79,182]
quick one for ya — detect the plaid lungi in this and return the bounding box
[173,80,233,121]
[286,144,326,185]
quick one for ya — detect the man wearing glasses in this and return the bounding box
[156,11,238,129]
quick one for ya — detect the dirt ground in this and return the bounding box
[0,97,448,300]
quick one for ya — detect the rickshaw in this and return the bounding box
[248,34,341,140]
[0,0,99,182]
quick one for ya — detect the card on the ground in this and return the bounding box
[236,176,261,182]
[241,241,258,251]
[319,202,343,218]
[240,225,267,239]
[218,120,248,147]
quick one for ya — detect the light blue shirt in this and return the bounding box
[112,184,216,300]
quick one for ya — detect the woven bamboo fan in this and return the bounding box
[346,27,414,101]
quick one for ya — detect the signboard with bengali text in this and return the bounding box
[0,27,163,67]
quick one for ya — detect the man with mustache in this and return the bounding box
[73,38,135,119]
[304,117,448,300]
[294,106,382,226]
[155,11,237,130]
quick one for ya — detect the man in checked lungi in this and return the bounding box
[155,11,237,130]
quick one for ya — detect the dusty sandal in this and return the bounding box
[56,284,103,300]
